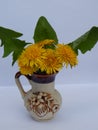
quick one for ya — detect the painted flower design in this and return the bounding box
[26,92,59,117]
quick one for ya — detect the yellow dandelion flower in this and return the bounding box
[40,49,63,74]
[36,39,55,48]
[56,44,78,67]
[18,44,45,75]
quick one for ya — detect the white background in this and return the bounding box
[0,0,98,86]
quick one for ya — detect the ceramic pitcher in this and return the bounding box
[15,72,62,121]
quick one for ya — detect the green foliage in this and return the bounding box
[0,27,30,65]
[68,26,98,54]
[33,16,58,44]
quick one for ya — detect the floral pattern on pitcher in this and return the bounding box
[25,92,59,117]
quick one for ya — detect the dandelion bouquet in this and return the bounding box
[0,16,98,75]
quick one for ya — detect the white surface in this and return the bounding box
[0,0,98,86]
[0,84,98,130]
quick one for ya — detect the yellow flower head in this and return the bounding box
[18,44,45,75]
[40,49,63,74]
[56,44,78,67]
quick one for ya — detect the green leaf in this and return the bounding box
[33,16,58,44]
[0,26,22,41]
[68,26,98,54]
[0,26,31,65]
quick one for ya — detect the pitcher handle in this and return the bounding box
[15,71,31,98]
